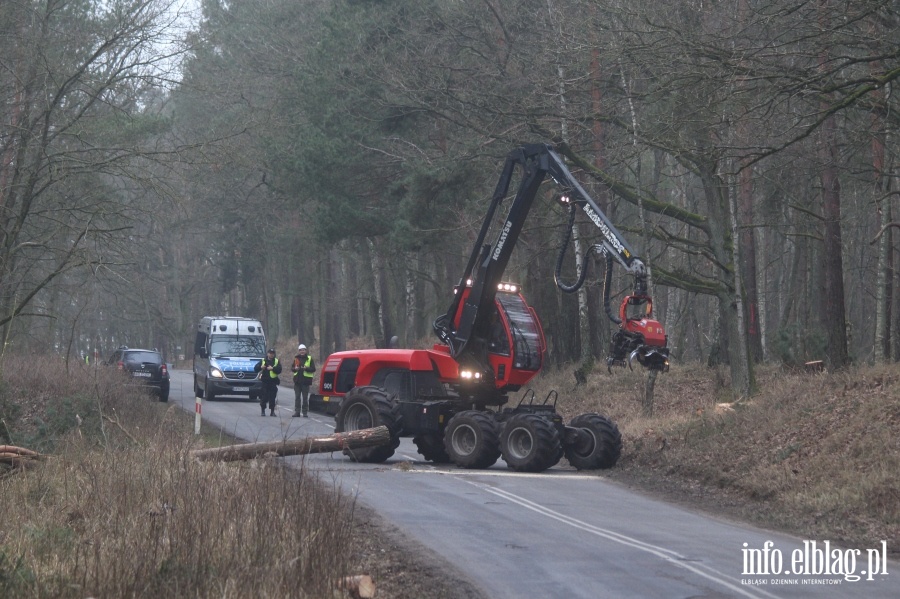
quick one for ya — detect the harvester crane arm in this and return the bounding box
[434,143,668,373]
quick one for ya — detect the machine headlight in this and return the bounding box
[210,367,225,379]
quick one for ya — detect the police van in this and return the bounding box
[193,316,267,401]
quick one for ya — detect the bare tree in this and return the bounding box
[0,0,190,353]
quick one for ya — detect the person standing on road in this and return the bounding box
[292,344,316,417]
[254,348,282,417]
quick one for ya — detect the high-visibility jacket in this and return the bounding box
[294,355,314,383]
[260,358,280,379]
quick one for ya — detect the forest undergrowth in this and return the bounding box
[534,360,900,555]
[0,356,364,598]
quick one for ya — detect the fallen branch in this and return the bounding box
[190,426,391,462]
[103,412,138,444]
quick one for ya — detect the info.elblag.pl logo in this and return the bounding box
[741,540,890,585]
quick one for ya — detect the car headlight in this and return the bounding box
[210,367,224,379]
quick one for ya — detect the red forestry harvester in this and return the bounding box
[317,144,669,472]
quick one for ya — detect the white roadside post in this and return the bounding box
[194,394,202,434]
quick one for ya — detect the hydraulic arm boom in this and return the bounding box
[434,143,668,374]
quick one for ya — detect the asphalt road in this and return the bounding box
[168,370,895,598]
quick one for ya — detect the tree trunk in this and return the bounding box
[367,238,389,348]
[820,117,848,369]
[875,199,891,362]
[405,258,416,347]
[818,0,849,369]
[738,164,762,362]
[727,171,753,395]
[699,163,755,397]
[190,426,391,462]
[316,254,332,356]
[590,46,612,359]
[755,221,769,361]
[571,222,592,372]
[735,0,763,364]
[342,245,361,338]
[330,249,344,352]
[642,370,658,417]
[872,62,890,362]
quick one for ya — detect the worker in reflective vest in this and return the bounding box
[254,349,282,416]
[292,344,316,417]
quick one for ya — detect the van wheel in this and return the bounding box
[205,381,216,401]
[194,377,205,399]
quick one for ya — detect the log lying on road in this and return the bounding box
[190,425,390,462]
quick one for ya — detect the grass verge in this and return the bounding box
[0,356,356,598]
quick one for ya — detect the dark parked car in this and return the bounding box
[107,347,170,402]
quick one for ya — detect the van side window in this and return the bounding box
[194,332,208,355]
[335,358,360,393]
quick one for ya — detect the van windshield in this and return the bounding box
[209,336,266,358]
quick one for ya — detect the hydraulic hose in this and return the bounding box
[554,204,590,294]
[555,203,621,326]
[603,252,621,325]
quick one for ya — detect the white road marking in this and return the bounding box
[460,480,781,599]
[374,461,778,596]
[391,465,601,480]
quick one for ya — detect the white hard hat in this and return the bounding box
[298,344,307,350]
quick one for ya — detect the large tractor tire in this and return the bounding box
[443,411,501,469]
[563,413,622,470]
[335,386,402,463]
[413,433,451,463]
[500,413,562,473]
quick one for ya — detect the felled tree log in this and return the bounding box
[0,445,41,457]
[190,426,391,462]
[0,445,44,473]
